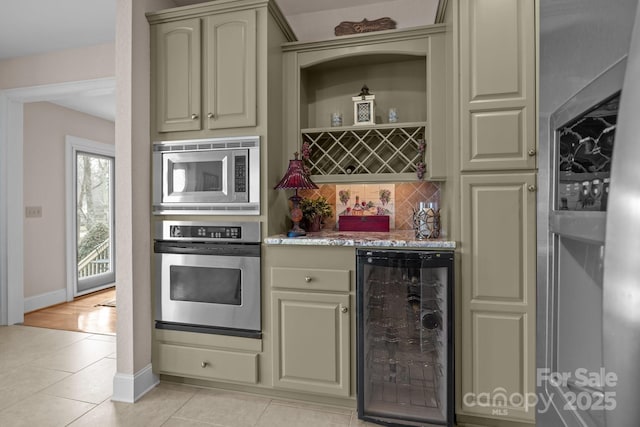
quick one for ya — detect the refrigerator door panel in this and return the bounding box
[556,237,604,378]
[603,4,640,425]
[541,52,629,427]
[549,212,606,244]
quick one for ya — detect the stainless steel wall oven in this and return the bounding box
[154,220,261,338]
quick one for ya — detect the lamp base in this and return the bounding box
[286,195,306,238]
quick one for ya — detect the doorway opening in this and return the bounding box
[67,136,115,296]
[0,78,116,326]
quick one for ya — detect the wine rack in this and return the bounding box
[301,123,426,182]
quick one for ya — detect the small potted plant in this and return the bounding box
[300,196,333,232]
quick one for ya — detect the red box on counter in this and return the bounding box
[338,215,390,232]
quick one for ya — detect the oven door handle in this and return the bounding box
[154,241,260,257]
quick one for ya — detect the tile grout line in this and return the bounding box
[160,385,206,426]
[64,399,99,427]
[252,397,274,427]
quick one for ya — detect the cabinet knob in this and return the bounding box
[207,112,214,119]
[201,361,209,368]
[528,185,537,192]
[528,148,536,156]
[341,306,348,314]
[191,113,199,120]
[304,276,312,283]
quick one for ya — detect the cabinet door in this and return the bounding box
[272,291,350,396]
[205,10,256,130]
[459,0,536,171]
[459,173,536,422]
[155,18,201,133]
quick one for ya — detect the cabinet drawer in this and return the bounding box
[271,267,350,292]
[158,343,258,384]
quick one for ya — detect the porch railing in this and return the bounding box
[78,239,110,278]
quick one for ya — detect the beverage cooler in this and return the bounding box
[356,249,454,427]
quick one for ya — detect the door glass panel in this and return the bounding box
[169,160,223,193]
[76,152,114,291]
[555,93,619,211]
[169,265,241,305]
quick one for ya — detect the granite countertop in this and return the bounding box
[264,230,456,249]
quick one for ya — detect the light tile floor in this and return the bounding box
[0,325,378,427]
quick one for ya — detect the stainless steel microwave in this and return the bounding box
[152,136,260,215]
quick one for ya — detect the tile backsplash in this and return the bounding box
[299,181,440,231]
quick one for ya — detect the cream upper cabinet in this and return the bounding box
[204,10,256,130]
[151,9,257,134]
[459,173,537,423]
[154,18,202,133]
[459,0,536,171]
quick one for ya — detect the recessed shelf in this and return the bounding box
[283,25,446,182]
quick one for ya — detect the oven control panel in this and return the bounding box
[156,221,261,243]
[170,225,241,239]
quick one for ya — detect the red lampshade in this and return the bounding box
[274,153,318,190]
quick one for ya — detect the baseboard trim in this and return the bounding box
[24,288,67,313]
[112,364,159,403]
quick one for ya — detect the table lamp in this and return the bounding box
[274,152,318,237]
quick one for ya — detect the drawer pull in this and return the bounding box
[304,276,312,283]
[191,113,199,120]
[201,361,209,368]
[341,306,348,314]
[207,112,214,119]
[528,148,537,156]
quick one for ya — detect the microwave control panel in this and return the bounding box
[234,155,247,193]
[170,225,242,240]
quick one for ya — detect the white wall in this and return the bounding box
[286,0,438,42]
[23,102,114,304]
[0,43,114,90]
[112,0,175,403]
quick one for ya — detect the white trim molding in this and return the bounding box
[112,364,159,403]
[0,93,8,325]
[0,93,25,325]
[24,289,67,313]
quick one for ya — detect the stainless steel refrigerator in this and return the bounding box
[538,1,640,425]
[356,249,454,426]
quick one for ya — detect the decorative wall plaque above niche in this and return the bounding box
[334,17,397,36]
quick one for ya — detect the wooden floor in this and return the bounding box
[23,287,116,335]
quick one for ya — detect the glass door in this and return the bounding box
[76,151,114,294]
[67,136,116,297]
[356,249,454,426]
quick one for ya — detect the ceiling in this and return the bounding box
[0,0,117,121]
[0,0,435,122]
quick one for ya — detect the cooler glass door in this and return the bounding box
[357,249,454,427]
